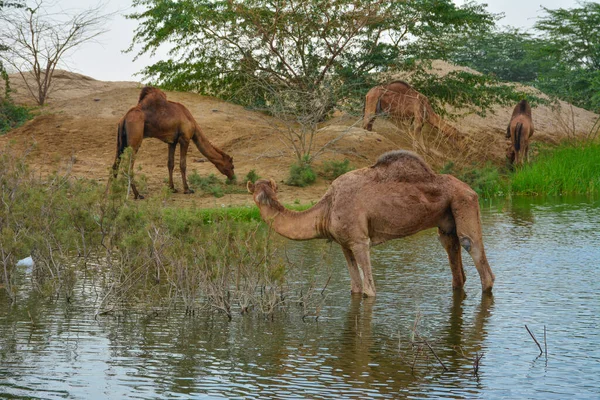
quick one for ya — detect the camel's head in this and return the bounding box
[247,179,280,208]
[216,155,235,179]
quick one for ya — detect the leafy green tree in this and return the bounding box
[533,1,600,111]
[446,2,600,112]
[535,2,600,71]
[446,28,543,83]
[128,0,498,105]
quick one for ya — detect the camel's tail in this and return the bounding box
[112,119,127,176]
[514,122,523,152]
[376,97,383,114]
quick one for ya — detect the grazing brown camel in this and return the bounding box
[363,81,461,141]
[112,87,234,199]
[248,150,495,297]
[506,99,534,166]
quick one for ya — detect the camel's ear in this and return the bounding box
[247,181,255,193]
[269,178,277,191]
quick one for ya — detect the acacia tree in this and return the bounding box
[128,0,497,105]
[128,0,514,164]
[0,0,110,105]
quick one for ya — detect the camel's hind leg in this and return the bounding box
[179,140,194,194]
[126,140,143,200]
[363,92,379,131]
[120,115,144,199]
[438,228,466,290]
[341,246,364,295]
[167,142,177,192]
[451,187,495,292]
[411,104,427,151]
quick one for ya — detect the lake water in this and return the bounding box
[1,197,599,399]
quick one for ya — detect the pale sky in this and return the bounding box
[32,0,581,82]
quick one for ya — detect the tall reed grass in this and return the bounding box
[511,142,600,196]
[0,147,327,319]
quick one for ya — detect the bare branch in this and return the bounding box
[0,0,113,105]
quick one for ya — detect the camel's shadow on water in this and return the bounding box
[325,291,495,385]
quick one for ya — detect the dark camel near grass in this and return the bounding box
[363,81,461,142]
[248,150,495,297]
[506,100,534,166]
[112,87,234,199]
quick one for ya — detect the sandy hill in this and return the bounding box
[2,65,598,207]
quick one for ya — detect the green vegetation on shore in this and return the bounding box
[443,141,600,198]
[440,161,509,198]
[0,148,323,319]
[511,142,600,196]
[1,140,599,316]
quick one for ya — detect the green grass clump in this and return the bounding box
[286,162,316,187]
[320,159,353,180]
[0,99,32,134]
[440,161,508,197]
[511,142,600,195]
[188,171,246,197]
[245,169,260,183]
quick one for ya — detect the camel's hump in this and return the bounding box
[371,150,435,179]
[386,80,411,89]
[138,86,167,103]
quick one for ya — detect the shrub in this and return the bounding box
[188,171,224,197]
[286,162,316,187]
[245,169,260,184]
[320,159,353,180]
[0,99,32,134]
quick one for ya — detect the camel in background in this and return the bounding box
[506,99,534,166]
[112,87,234,199]
[362,81,461,143]
[248,150,495,297]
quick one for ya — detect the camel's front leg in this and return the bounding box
[351,242,376,297]
[341,246,364,295]
[179,140,194,194]
[167,142,177,192]
[452,192,495,292]
[412,109,426,150]
[438,228,466,290]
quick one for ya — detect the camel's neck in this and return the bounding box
[257,196,330,241]
[192,125,227,164]
[426,108,456,136]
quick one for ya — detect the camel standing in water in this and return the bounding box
[248,150,495,297]
[363,81,461,142]
[113,87,234,199]
[506,100,534,166]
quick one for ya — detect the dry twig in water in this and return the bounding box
[525,324,543,356]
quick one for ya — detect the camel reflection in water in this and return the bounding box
[325,291,495,388]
